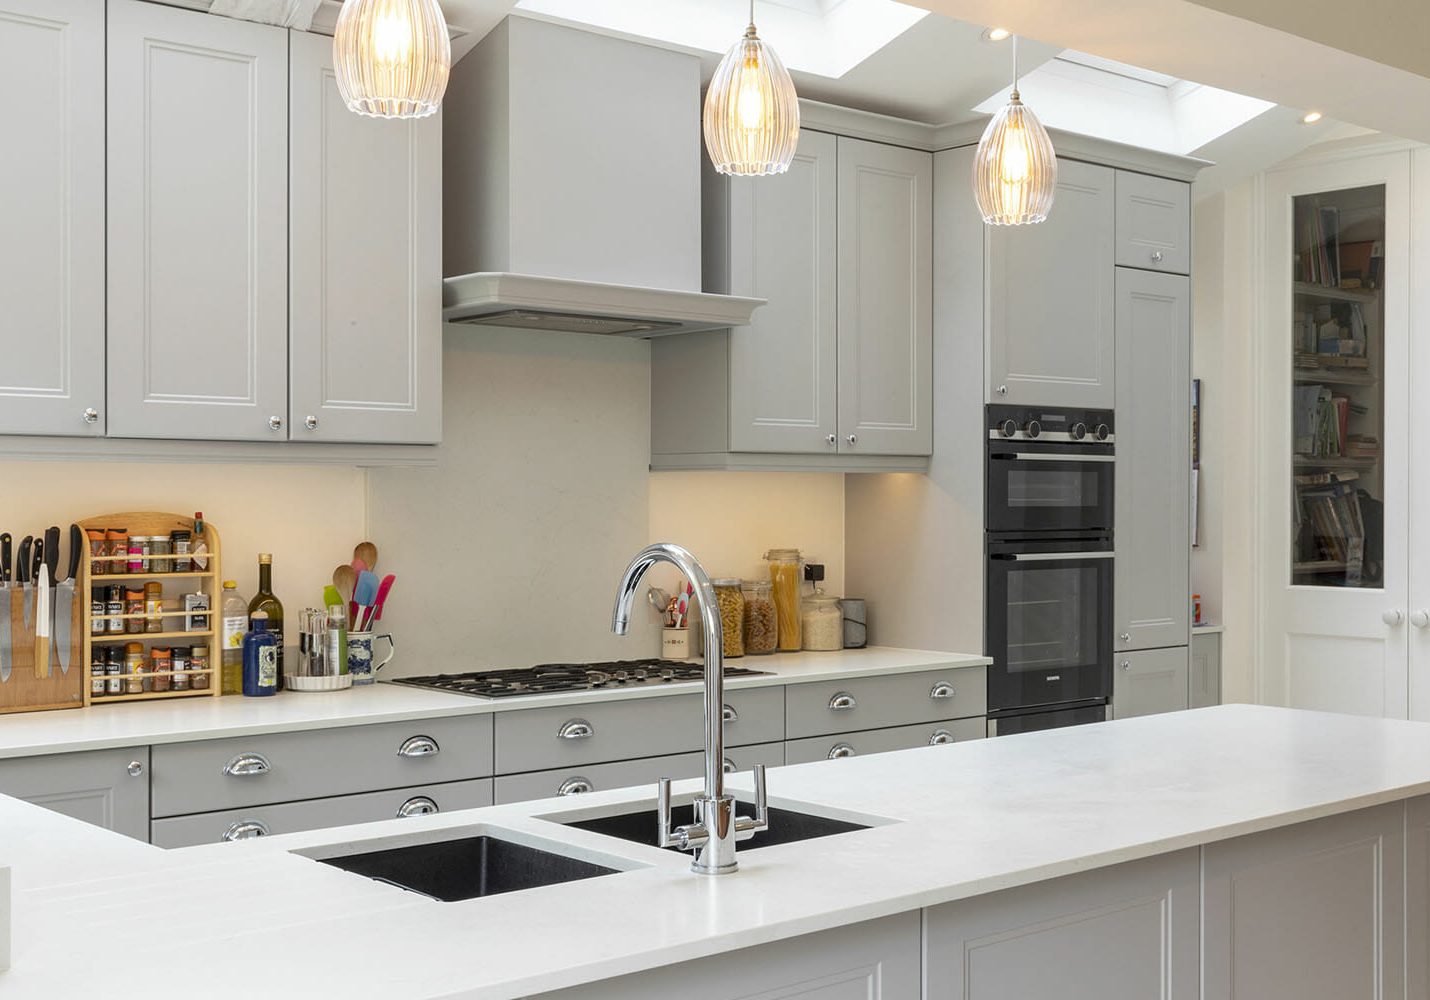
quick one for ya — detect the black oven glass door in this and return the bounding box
[986,445,1114,534]
[986,542,1113,711]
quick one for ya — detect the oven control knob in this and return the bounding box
[1070,422,1087,441]
[1000,419,1018,438]
[1094,423,1111,442]
[1024,420,1041,439]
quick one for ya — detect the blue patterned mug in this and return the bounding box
[347,632,395,685]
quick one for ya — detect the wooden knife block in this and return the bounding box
[0,585,84,714]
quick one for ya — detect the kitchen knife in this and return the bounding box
[29,537,42,589]
[17,536,31,625]
[0,534,9,682]
[0,533,11,585]
[42,526,59,587]
[53,525,80,675]
[33,564,49,679]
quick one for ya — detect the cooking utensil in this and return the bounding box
[0,533,11,584]
[323,585,343,611]
[53,525,81,675]
[353,541,378,573]
[17,536,32,624]
[29,537,43,587]
[42,526,59,585]
[647,586,670,617]
[366,574,396,629]
[333,565,356,604]
[353,570,379,631]
[0,540,10,683]
[33,564,49,679]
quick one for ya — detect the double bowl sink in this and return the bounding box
[317,799,871,902]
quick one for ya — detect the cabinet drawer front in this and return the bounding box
[494,741,786,806]
[151,715,494,817]
[151,778,492,848]
[495,687,784,775]
[1115,172,1190,274]
[785,667,986,739]
[785,718,984,765]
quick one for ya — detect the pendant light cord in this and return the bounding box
[1011,35,1020,101]
[749,0,755,29]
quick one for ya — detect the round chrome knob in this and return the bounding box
[826,433,837,446]
[1412,610,1430,629]
[268,415,283,431]
[1000,419,1018,438]
[1120,660,1131,671]
[557,776,593,796]
[82,407,99,424]
[846,434,858,445]
[1070,422,1087,441]
[1094,424,1111,441]
[996,385,1008,396]
[304,415,318,430]
[1024,420,1041,439]
[1383,609,1405,626]
[127,760,144,777]
[1150,250,1165,263]
[1119,632,1131,643]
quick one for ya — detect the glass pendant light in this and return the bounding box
[334,0,451,120]
[973,36,1057,225]
[703,0,800,176]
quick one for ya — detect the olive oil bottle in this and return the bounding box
[248,553,285,691]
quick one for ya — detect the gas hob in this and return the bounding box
[391,659,771,699]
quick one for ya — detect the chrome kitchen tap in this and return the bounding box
[611,543,769,874]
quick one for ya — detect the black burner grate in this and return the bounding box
[391,659,770,698]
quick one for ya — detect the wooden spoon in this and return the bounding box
[354,541,378,573]
[333,564,357,605]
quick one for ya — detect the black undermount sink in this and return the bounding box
[566,802,868,852]
[318,835,619,902]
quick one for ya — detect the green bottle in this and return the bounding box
[248,553,285,691]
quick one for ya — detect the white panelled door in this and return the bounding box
[1259,152,1409,718]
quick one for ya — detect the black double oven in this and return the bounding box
[985,405,1114,736]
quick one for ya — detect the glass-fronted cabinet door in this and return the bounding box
[1260,152,1409,719]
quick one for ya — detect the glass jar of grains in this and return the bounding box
[712,579,745,658]
[763,549,802,651]
[742,580,777,655]
[800,590,843,652]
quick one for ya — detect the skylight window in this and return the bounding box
[513,0,928,78]
[974,50,1273,155]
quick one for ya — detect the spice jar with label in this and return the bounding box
[171,530,193,573]
[149,535,172,573]
[763,549,803,651]
[190,645,210,690]
[742,581,777,655]
[105,647,124,696]
[144,582,163,633]
[127,536,149,575]
[150,647,172,693]
[170,646,190,692]
[91,587,107,636]
[106,585,125,634]
[90,651,106,698]
[123,643,145,694]
[712,579,745,658]
[86,529,106,576]
[124,589,145,635]
[800,589,843,652]
[106,528,128,575]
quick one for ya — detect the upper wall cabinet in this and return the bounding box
[106,0,290,442]
[987,159,1116,409]
[288,31,442,444]
[651,130,931,471]
[1115,172,1191,275]
[0,0,106,436]
[836,136,934,457]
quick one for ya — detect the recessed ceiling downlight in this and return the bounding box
[983,27,1011,42]
[1302,110,1324,125]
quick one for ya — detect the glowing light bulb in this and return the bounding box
[737,70,766,131]
[703,22,799,176]
[1000,124,1030,183]
[334,0,450,119]
[372,11,414,66]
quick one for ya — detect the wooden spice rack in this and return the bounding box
[80,512,222,706]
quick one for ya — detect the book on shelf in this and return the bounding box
[1295,480,1366,584]
[1295,471,1359,486]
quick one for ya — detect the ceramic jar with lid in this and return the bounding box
[801,590,843,651]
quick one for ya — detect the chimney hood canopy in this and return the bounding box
[442,272,765,338]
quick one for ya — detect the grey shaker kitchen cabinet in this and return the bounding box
[1112,646,1189,719]
[1114,268,1191,653]
[1189,631,1222,708]
[987,158,1116,409]
[106,0,290,442]
[835,135,934,456]
[784,717,984,765]
[0,0,106,436]
[1405,796,1430,999]
[288,30,443,445]
[1202,802,1405,1000]
[493,742,787,806]
[1115,172,1192,275]
[784,666,987,739]
[923,849,1200,999]
[538,911,921,999]
[0,747,150,842]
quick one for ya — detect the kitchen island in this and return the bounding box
[3,704,1429,998]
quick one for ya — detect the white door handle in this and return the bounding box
[1383,609,1405,626]
[1412,610,1430,629]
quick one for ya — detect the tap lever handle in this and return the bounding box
[656,777,676,848]
[734,764,771,839]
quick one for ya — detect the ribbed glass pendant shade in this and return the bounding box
[973,92,1057,225]
[334,0,451,120]
[703,19,800,177]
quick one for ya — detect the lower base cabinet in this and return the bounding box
[924,849,1201,999]
[785,717,984,765]
[1111,646,1189,719]
[494,743,785,805]
[1189,631,1222,708]
[1202,802,1404,1000]
[537,911,921,999]
[0,746,150,842]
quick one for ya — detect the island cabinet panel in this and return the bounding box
[987,158,1115,408]
[495,687,784,775]
[1407,796,1430,999]
[0,0,106,437]
[150,777,493,848]
[924,849,1200,1000]
[0,747,150,842]
[1202,802,1405,1000]
[150,716,494,817]
[106,0,290,441]
[537,912,920,999]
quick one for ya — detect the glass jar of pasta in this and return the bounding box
[742,581,777,655]
[712,579,745,658]
[763,549,802,652]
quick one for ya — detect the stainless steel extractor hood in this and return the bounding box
[442,272,765,338]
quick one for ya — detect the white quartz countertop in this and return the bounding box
[0,647,988,759]
[5,705,1430,998]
